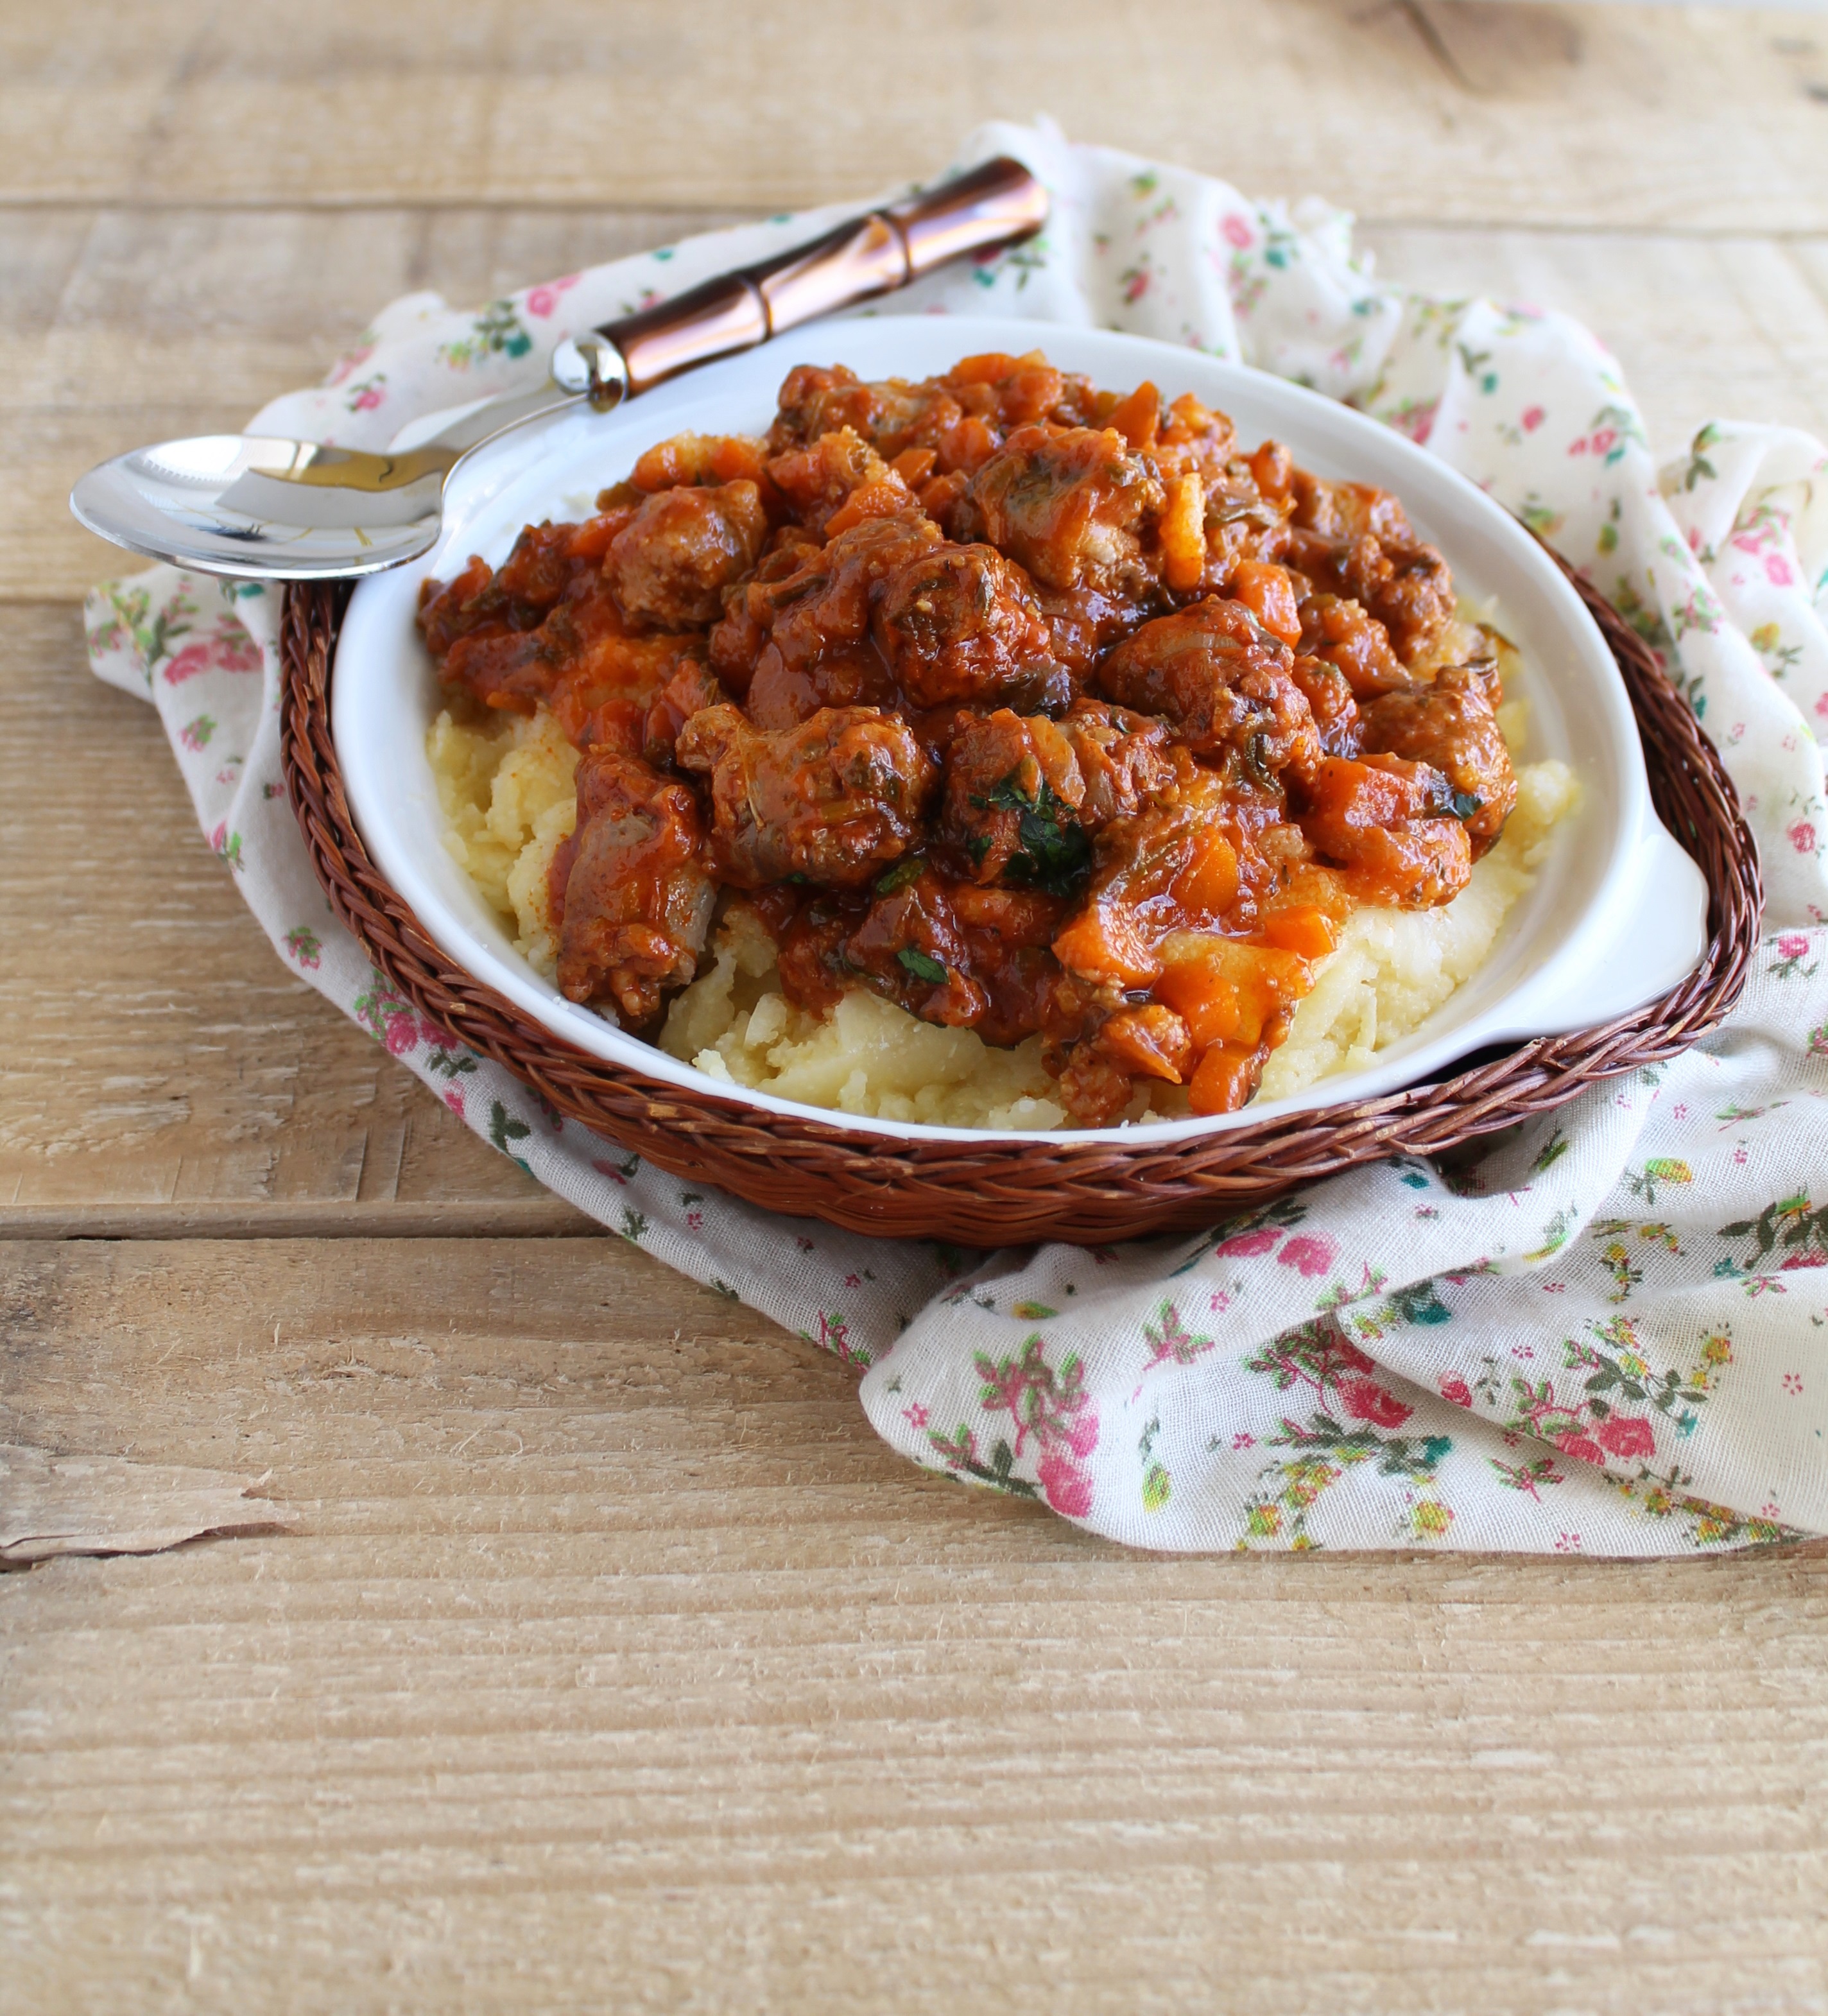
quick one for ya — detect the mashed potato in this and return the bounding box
[427,696,1574,1130]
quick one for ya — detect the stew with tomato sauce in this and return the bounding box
[418,350,1518,1126]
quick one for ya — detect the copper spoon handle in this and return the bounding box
[558,157,1049,406]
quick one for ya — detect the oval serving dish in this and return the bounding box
[289,316,1754,1243]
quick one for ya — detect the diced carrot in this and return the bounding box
[1098,1005,1193,1085]
[917,470,970,521]
[1053,906,1161,989]
[1246,439,1293,501]
[1000,359,1066,424]
[821,475,915,538]
[630,438,696,490]
[1259,906,1338,960]
[1159,472,1207,593]
[1107,380,1161,452]
[565,510,634,562]
[708,436,767,484]
[1154,961,1245,1050]
[1188,1043,1261,1116]
[889,445,938,486]
[1156,934,1315,1049]
[937,414,997,476]
[1170,824,1237,919]
[946,351,1021,386]
[1229,560,1302,646]
[1167,390,1219,438]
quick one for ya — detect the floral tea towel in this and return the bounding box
[87,120,1828,1555]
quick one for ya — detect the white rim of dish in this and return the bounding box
[334,314,1709,1148]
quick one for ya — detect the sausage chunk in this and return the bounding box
[874,543,1056,708]
[605,480,770,630]
[711,510,941,729]
[1060,698,1177,831]
[1296,754,1472,908]
[556,751,715,1023]
[1357,664,1517,852]
[676,703,936,889]
[938,709,1091,891]
[1096,597,1322,785]
[970,425,1164,592]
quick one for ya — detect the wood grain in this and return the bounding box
[0,602,583,1234]
[7,4,1828,2006]
[3,1238,1825,2012]
[6,0,1828,231]
[9,207,1828,601]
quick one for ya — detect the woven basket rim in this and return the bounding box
[278,554,1762,1245]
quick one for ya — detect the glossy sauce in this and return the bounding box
[419,351,1519,1126]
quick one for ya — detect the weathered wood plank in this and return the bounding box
[0,602,586,1234]
[5,1,1828,231]
[1,1237,1823,2011]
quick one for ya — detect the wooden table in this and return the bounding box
[5,4,1827,2006]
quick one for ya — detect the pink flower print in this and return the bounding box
[348,379,385,413]
[383,1015,418,1057]
[162,641,216,684]
[686,1210,703,1232]
[1335,1340,1376,1376]
[1555,1429,1605,1466]
[178,713,214,752]
[1554,1532,1582,1553]
[1783,1373,1804,1395]
[1277,1234,1337,1277]
[208,820,227,854]
[162,624,260,684]
[1036,1450,1094,1517]
[1521,406,1545,433]
[1063,1411,1100,1460]
[1776,935,1810,960]
[325,342,374,388]
[902,1402,929,1429]
[444,1088,465,1121]
[1122,268,1150,304]
[1439,1374,1473,1409]
[1594,1415,1655,1460]
[1221,214,1253,249]
[1215,1226,1280,1258]
[1340,1377,1413,1429]
[1815,693,1828,719]
[1788,820,1818,856]
[1765,555,1795,587]
[1592,428,1617,457]
[1231,1431,1255,1451]
[523,273,579,319]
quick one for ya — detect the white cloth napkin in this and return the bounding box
[87,121,1828,1554]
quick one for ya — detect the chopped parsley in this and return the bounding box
[874,854,925,897]
[978,771,1091,897]
[1450,790,1484,820]
[897,947,949,986]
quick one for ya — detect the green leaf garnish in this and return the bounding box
[1451,791,1484,820]
[897,947,949,986]
[874,854,925,897]
[981,771,1091,896]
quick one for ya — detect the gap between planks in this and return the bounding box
[4,196,1828,245]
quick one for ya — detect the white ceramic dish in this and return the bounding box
[334,314,1708,1146]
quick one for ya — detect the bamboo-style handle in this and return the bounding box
[564,157,1048,405]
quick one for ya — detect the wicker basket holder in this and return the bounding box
[280,564,1761,1246]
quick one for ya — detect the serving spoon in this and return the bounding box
[69,157,1048,582]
